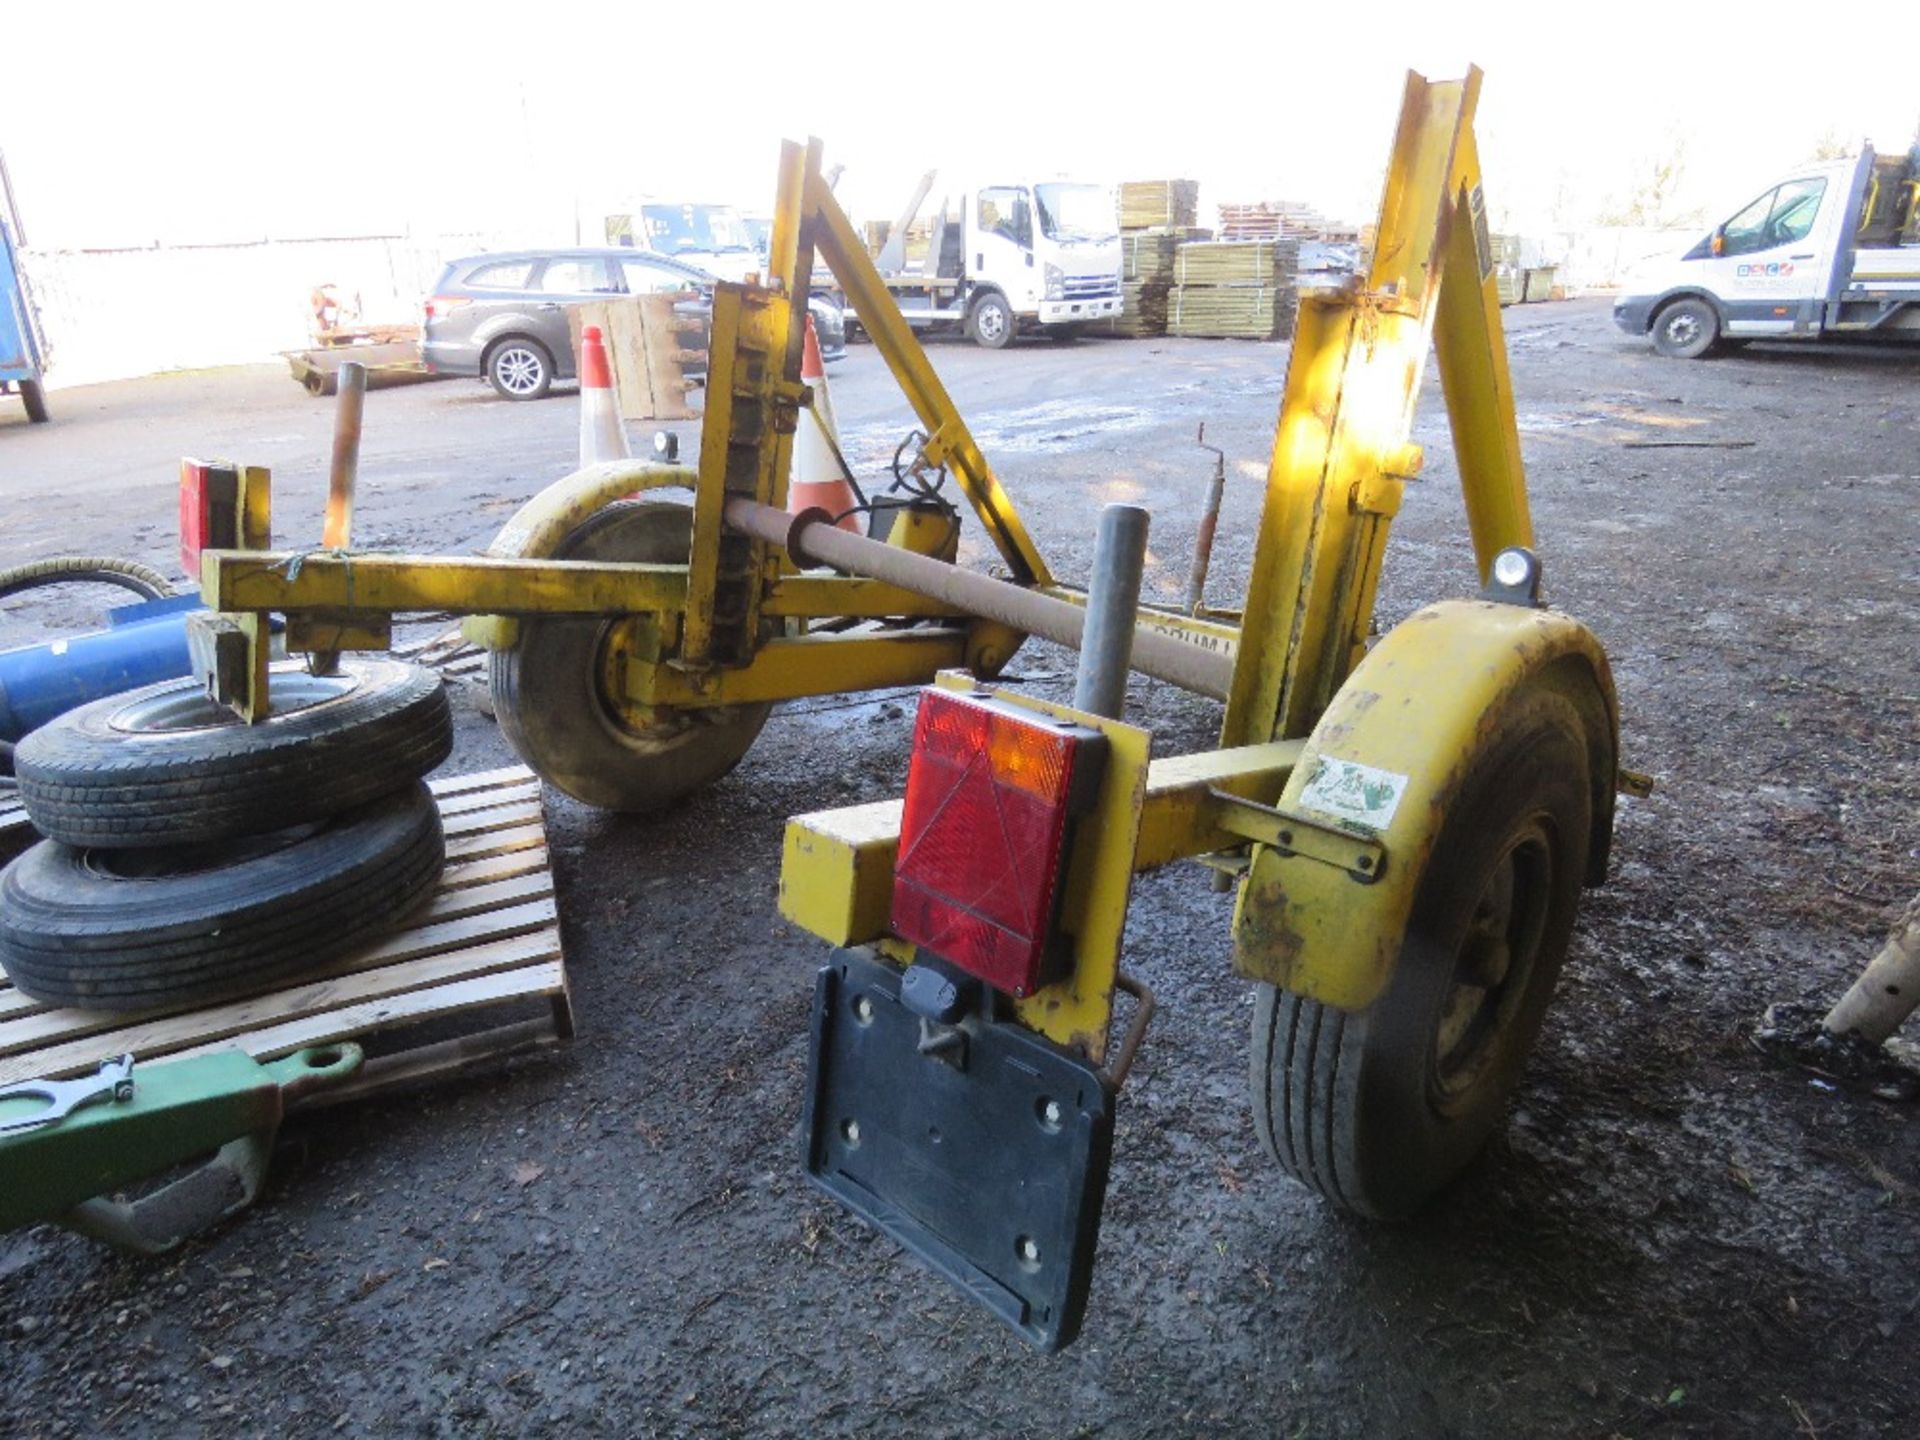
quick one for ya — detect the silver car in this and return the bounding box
[421,247,846,400]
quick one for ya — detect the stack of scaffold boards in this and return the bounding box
[1168,240,1301,340]
[0,657,571,1087]
[1118,179,1200,231]
[1112,231,1178,337]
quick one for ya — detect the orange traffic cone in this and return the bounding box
[578,324,629,467]
[788,315,862,532]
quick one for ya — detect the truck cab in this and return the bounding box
[1614,147,1920,357]
[882,179,1123,347]
[606,202,762,284]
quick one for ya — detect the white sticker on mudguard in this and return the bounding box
[1296,758,1408,835]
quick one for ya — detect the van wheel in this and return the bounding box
[487,338,554,399]
[20,380,49,423]
[1649,298,1720,360]
[968,293,1015,350]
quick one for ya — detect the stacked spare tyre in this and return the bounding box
[1,658,451,1012]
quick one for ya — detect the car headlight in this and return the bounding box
[1044,262,1064,300]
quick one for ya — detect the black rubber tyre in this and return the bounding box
[485,337,554,400]
[490,499,771,811]
[15,656,451,849]
[1250,684,1593,1219]
[968,292,1016,350]
[1649,297,1720,359]
[0,783,444,1013]
[20,379,49,424]
[0,554,174,603]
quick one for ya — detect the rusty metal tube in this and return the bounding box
[725,498,1234,700]
[323,361,366,550]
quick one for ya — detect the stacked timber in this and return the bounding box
[1167,239,1300,339]
[1119,180,1200,231]
[1218,200,1328,241]
[1106,229,1180,336]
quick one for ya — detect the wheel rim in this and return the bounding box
[108,668,360,735]
[1665,313,1701,348]
[978,304,1007,341]
[494,346,544,394]
[1429,821,1554,1114]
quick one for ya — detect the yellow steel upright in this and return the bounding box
[1220,67,1532,750]
[678,140,820,670]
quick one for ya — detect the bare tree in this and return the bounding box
[1597,135,1699,228]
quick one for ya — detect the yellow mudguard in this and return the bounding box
[460,460,696,650]
[1232,598,1618,1010]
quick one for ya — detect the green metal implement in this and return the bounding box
[0,1045,361,1253]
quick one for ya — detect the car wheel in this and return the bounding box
[487,338,554,400]
[1649,298,1720,360]
[968,292,1016,350]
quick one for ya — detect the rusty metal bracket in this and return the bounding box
[1205,788,1386,883]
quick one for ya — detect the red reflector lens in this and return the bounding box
[890,689,1100,997]
[423,295,469,320]
[178,458,213,578]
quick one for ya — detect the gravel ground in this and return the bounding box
[1,299,1917,1438]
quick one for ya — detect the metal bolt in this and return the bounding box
[1016,1235,1041,1265]
[852,995,874,1024]
[841,1118,861,1145]
[1038,1098,1063,1131]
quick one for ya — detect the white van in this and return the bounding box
[1613,147,1920,357]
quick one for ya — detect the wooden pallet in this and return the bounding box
[0,766,571,1095]
[394,623,486,680]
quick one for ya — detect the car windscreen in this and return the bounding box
[642,205,754,255]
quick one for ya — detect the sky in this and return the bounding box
[6,1,1918,251]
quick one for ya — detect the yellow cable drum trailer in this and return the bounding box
[187,69,1624,1351]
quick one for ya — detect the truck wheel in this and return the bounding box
[968,293,1016,350]
[1249,683,1592,1219]
[20,380,49,423]
[486,338,554,399]
[15,657,451,849]
[0,782,444,1013]
[1649,298,1720,359]
[490,499,772,811]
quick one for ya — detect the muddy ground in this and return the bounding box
[1,300,1916,1438]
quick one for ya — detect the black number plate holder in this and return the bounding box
[801,947,1114,1352]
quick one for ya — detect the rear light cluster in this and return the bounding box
[890,689,1106,997]
[422,295,469,321]
[178,458,236,579]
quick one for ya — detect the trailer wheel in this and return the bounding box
[490,499,772,811]
[0,782,444,1013]
[20,379,49,423]
[486,338,554,400]
[1249,683,1592,1219]
[968,292,1016,350]
[1649,297,1720,359]
[15,657,451,849]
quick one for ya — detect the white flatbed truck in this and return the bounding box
[1614,145,1920,357]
